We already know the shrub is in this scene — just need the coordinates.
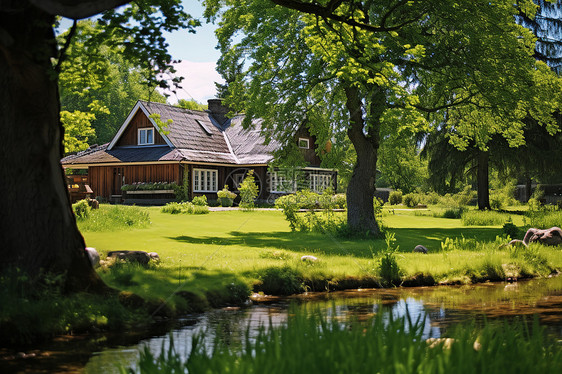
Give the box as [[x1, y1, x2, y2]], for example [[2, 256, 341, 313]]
[[239, 170, 259, 211], [502, 218, 520, 239], [454, 186, 476, 206], [442, 207, 465, 219], [192, 195, 208, 206], [389, 190, 402, 205], [72, 199, 91, 219], [524, 207, 562, 229], [217, 185, 237, 207], [403, 193, 420, 208], [161, 202, 184, 214], [257, 266, 303, 295], [332, 193, 347, 209], [161, 202, 209, 215]]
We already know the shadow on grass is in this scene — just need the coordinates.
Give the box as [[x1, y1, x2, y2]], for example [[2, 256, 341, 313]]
[[167, 226, 502, 258]]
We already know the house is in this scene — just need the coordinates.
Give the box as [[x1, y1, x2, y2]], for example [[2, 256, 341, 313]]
[[61, 99, 337, 203]]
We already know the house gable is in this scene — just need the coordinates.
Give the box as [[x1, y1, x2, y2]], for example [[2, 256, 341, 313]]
[[108, 101, 173, 150]]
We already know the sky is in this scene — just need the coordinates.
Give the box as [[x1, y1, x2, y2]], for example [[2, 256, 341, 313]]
[[159, 1, 224, 104], [60, 1, 224, 104]]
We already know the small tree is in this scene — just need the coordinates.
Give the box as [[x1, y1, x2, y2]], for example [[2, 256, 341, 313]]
[[238, 170, 259, 211]]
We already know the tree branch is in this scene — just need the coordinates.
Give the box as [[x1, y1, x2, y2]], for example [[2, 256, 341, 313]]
[[54, 19, 77, 75], [270, 0, 419, 33], [28, 0, 129, 19]]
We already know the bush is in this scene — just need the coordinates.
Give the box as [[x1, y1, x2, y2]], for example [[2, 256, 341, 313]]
[[192, 195, 208, 206], [332, 194, 347, 209], [239, 170, 259, 211], [502, 218, 520, 239], [161, 202, 209, 215], [403, 193, 420, 208], [524, 207, 562, 229], [389, 190, 403, 205], [121, 181, 177, 192], [217, 185, 237, 207], [72, 199, 91, 219], [257, 266, 303, 295], [442, 207, 465, 219]]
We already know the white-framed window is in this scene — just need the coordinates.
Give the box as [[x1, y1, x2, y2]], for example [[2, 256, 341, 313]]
[[193, 169, 218, 192], [309, 173, 332, 193], [298, 137, 310, 149], [270, 172, 297, 193], [138, 128, 154, 145]]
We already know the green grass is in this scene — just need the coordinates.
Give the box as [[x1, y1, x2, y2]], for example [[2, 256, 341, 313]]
[[126, 308, 562, 373], [77, 204, 151, 231], [80, 206, 562, 315]]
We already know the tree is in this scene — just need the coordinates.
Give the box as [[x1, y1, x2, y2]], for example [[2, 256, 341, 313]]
[[0, 0, 195, 292], [206, 0, 560, 232], [58, 20, 168, 146]]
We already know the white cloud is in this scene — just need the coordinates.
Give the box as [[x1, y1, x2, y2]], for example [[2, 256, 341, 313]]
[[160, 60, 224, 104]]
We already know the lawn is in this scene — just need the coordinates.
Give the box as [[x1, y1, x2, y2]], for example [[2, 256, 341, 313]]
[[80, 205, 562, 315]]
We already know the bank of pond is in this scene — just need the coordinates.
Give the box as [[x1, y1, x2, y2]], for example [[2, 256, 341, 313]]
[[3, 276, 562, 373]]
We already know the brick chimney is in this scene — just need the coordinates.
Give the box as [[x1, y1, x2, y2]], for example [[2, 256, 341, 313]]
[[207, 98, 230, 125]]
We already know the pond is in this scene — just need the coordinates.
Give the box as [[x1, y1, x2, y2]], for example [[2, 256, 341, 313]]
[[4, 276, 562, 373]]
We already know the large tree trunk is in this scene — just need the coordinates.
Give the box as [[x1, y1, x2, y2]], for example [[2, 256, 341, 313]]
[[477, 150, 491, 210], [344, 85, 382, 235], [0, 6, 107, 292]]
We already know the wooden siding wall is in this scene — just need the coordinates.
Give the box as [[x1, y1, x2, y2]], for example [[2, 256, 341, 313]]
[[295, 127, 322, 167], [89, 164, 181, 198], [115, 111, 167, 147]]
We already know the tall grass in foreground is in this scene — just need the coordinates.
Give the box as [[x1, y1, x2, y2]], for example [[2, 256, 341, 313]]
[[123, 309, 562, 374], [77, 204, 151, 231]]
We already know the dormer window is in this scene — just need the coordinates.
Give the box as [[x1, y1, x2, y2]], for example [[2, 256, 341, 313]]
[[138, 128, 154, 145], [298, 138, 310, 149]]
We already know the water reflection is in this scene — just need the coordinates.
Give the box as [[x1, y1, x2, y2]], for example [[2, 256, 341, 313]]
[[84, 276, 562, 373]]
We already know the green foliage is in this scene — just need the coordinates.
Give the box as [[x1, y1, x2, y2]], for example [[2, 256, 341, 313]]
[[403, 193, 420, 208], [461, 210, 511, 226], [57, 17, 178, 144], [76, 205, 151, 231], [275, 190, 350, 234], [0, 268, 148, 345], [257, 266, 303, 295], [192, 195, 208, 207], [377, 134, 428, 193], [238, 170, 259, 211], [175, 99, 207, 111], [161, 202, 209, 215], [502, 218, 520, 239], [389, 190, 403, 205], [72, 199, 91, 219], [121, 182, 177, 192], [378, 232, 401, 286], [217, 185, 237, 207], [524, 207, 562, 229], [61, 100, 107, 153]]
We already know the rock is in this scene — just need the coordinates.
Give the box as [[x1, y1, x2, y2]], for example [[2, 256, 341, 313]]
[[148, 252, 160, 262], [413, 245, 428, 254], [85, 247, 100, 268], [301, 255, 318, 262], [507, 239, 527, 248], [107, 250, 150, 265], [523, 227, 562, 246], [88, 198, 99, 209]]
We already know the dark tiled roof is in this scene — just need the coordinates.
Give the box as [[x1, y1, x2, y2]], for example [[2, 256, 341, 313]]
[[61, 101, 278, 166], [62, 144, 183, 164]]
